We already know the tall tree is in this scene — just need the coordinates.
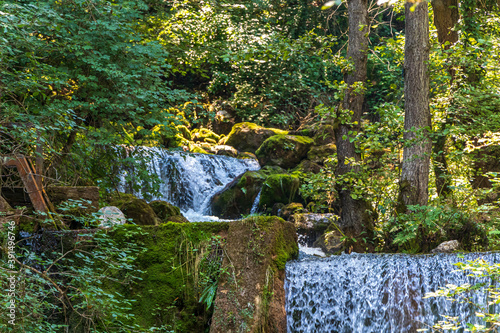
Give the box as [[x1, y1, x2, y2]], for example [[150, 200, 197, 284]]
[[398, 0, 432, 210], [430, 0, 459, 198], [335, 0, 374, 247]]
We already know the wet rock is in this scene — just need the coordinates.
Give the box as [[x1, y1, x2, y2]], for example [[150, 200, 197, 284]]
[[431, 240, 460, 253], [98, 206, 126, 227], [291, 213, 337, 247], [149, 200, 186, 223], [225, 122, 287, 153], [259, 174, 302, 213], [214, 145, 238, 158], [256, 135, 314, 169]]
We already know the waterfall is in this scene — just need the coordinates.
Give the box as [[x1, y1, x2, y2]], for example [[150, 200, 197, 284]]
[[250, 189, 262, 214], [285, 252, 500, 333], [120, 147, 260, 221]]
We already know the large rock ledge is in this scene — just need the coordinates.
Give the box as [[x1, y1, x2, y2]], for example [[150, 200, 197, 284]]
[[210, 216, 298, 333]]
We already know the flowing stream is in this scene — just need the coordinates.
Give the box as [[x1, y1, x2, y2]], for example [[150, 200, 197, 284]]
[[285, 252, 500, 333], [120, 147, 260, 221]]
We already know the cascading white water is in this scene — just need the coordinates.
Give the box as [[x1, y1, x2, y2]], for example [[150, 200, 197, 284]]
[[120, 147, 260, 221], [285, 252, 500, 333], [250, 189, 262, 214]]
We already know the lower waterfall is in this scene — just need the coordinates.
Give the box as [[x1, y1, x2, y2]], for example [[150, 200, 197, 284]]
[[285, 252, 500, 333], [120, 147, 260, 220]]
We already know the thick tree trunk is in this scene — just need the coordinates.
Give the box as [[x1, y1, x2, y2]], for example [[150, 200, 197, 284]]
[[398, 0, 432, 211], [431, 0, 459, 198], [335, 0, 374, 243]]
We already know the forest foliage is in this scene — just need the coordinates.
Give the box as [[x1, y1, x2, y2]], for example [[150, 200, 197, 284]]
[[1, 0, 500, 331]]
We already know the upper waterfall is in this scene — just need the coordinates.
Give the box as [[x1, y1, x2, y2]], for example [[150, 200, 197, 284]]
[[120, 147, 260, 221], [285, 252, 500, 333]]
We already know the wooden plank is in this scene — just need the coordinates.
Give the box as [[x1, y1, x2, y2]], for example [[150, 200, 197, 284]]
[[3, 155, 51, 213]]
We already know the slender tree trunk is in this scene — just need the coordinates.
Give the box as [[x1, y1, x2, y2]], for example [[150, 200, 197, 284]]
[[335, 0, 374, 243], [431, 0, 459, 198], [398, 0, 432, 211]]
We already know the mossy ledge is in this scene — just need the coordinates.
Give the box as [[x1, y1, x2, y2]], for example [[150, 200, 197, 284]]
[[210, 216, 298, 333], [109, 222, 230, 332]]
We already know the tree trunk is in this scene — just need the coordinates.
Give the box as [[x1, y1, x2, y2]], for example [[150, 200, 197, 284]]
[[430, 0, 459, 199], [398, 0, 432, 211], [335, 0, 374, 245]]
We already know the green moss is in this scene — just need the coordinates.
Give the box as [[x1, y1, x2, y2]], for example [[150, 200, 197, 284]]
[[191, 127, 220, 142], [258, 174, 302, 213], [224, 122, 287, 153], [176, 125, 192, 141], [255, 135, 314, 169], [108, 223, 230, 332], [149, 200, 181, 221]]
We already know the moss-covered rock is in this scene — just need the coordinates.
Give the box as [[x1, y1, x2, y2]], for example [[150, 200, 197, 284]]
[[307, 143, 337, 164], [166, 215, 190, 223], [279, 202, 305, 221], [259, 174, 302, 213], [176, 124, 192, 141], [210, 216, 298, 333], [210, 170, 267, 219], [191, 128, 220, 143], [149, 200, 183, 222], [225, 122, 287, 153], [237, 151, 257, 160], [109, 195, 159, 226], [256, 135, 314, 169], [293, 159, 323, 174]]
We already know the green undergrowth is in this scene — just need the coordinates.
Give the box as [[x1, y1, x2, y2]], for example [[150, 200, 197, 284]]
[[108, 222, 229, 332]]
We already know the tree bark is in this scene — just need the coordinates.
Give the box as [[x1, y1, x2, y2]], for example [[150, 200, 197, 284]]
[[335, 0, 374, 243], [398, 0, 432, 211], [430, 0, 459, 199]]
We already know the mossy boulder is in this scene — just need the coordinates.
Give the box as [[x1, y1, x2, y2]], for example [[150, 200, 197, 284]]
[[307, 143, 337, 164], [293, 159, 323, 174], [259, 174, 302, 213], [191, 127, 220, 143], [109, 195, 159, 226], [210, 216, 298, 333], [149, 200, 185, 223], [210, 170, 267, 219], [279, 202, 305, 221], [166, 215, 190, 223], [237, 151, 258, 160], [225, 122, 287, 153], [256, 135, 314, 169], [176, 125, 192, 141]]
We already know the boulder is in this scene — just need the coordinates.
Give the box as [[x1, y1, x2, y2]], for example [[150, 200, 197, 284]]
[[291, 213, 337, 247], [191, 127, 220, 143], [431, 240, 460, 253], [165, 215, 189, 223], [98, 206, 126, 227], [214, 145, 238, 158], [109, 195, 160, 226], [259, 174, 302, 213], [293, 159, 323, 174], [149, 200, 181, 219], [307, 143, 337, 164], [278, 202, 305, 221], [225, 122, 287, 153], [210, 170, 268, 219], [256, 135, 314, 169], [237, 151, 258, 160]]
